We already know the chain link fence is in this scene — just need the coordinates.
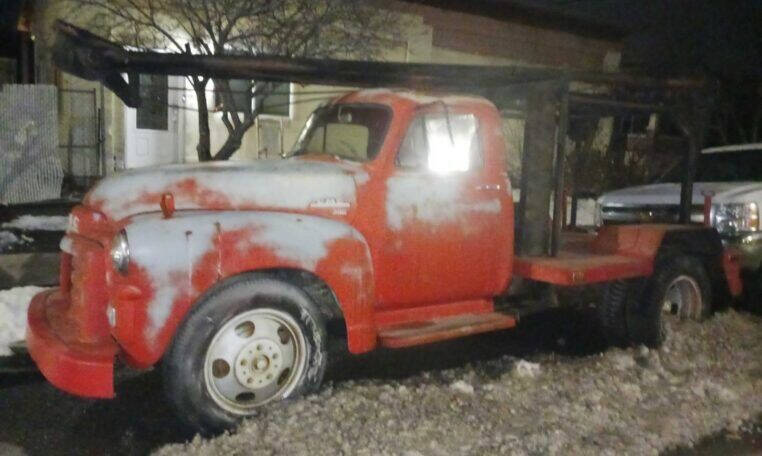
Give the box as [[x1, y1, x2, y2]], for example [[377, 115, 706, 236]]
[[0, 84, 62, 204]]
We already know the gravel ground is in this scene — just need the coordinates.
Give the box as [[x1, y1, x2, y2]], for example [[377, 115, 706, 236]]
[[157, 310, 762, 456]]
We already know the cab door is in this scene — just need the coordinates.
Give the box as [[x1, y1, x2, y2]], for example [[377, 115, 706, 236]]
[[374, 109, 511, 307]]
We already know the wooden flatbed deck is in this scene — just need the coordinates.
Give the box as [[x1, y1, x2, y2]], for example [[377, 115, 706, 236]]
[[513, 231, 653, 286]]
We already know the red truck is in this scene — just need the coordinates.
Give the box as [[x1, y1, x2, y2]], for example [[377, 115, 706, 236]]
[[27, 88, 743, 433]]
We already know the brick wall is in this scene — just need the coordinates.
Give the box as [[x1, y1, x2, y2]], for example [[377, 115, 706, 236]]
[[394, 2, 621, 71]]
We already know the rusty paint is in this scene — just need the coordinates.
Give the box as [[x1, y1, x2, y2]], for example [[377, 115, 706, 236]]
[[723, 248, 744, 297], [160, 193, 175, 218], [378, 312, 516, 348]]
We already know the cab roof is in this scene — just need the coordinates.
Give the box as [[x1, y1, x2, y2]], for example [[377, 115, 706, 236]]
[[334, 89, 495, 110]]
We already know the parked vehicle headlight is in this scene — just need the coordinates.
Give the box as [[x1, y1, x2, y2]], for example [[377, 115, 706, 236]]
[[712, 202, 759, 235], [110, 230, 130, 275]]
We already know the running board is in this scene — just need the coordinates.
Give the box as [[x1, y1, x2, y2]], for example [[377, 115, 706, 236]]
[[378, 312, 517, 349]]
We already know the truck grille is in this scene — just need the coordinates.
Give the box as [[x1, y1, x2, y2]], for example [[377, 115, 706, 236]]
[[59, 233, 111, 342]]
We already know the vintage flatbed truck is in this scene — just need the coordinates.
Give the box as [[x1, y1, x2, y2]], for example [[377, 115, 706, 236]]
[[27, 22, 743, 433]]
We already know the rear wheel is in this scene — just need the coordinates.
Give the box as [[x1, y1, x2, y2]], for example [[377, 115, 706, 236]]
[[163, 274, 328, 434], [598, 280, 634, 347], [629, 255, 711, 348]]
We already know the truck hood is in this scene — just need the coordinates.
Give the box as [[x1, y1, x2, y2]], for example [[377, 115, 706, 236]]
[[598, 182, 762, 207], [85, 159, 366, 220]]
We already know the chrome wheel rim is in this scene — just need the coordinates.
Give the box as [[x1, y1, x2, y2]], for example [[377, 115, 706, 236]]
[[203, 308, 307, 415], [660, 275, 703, 338]]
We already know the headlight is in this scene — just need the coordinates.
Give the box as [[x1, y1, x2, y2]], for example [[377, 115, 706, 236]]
[[712, 202, 759, 235], [110, 230, 130, 274]]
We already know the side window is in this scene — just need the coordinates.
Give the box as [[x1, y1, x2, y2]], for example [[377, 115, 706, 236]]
[[397, 113, 483, 173], [256, 82, 291, 117], [397, 117, 427, 168]]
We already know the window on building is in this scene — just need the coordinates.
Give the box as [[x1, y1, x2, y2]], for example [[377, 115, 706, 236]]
[[397, 113, 483, 173], [214, 79, 252, 112], [136, 74, 168, 130], [256, 82, 291, 117], [213, 80, 291, 117]]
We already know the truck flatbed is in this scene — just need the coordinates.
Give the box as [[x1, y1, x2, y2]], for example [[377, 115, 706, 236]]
[[514, 231, 652, 286]]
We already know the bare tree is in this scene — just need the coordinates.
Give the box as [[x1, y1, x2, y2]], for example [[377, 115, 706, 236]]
[[708, 82, 762, 146], [63, 0, 402, 161]]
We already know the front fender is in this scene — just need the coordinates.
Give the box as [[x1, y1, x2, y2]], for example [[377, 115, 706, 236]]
[[111, 211, 376, 367]]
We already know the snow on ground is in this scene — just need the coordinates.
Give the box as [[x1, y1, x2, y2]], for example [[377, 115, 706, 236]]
[[0, 230, 33, 252], [0, 286, 47, 356], [0, 231, 23, 251], [157, 311, 762, 456], [1, 215, 68, 231]]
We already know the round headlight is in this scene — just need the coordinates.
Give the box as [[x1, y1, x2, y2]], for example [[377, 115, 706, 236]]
[[110, 230, 130, 275]]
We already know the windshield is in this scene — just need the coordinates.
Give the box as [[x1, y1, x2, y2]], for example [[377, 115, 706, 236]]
[[288, 104, 391, 162], [658, 150, 762, 183]]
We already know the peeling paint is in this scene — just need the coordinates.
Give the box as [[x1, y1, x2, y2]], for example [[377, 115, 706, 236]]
[[385, 175, 500, 230], [125, 211, 361, 342], [86, 160, 359, 220]]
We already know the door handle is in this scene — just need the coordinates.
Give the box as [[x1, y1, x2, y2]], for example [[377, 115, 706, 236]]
[[475, 184, 501, 191]]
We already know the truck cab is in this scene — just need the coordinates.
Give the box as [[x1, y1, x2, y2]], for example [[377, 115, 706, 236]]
[[27, 90, 517, 429]]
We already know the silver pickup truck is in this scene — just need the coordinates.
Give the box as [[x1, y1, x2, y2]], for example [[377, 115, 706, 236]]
[[597, 143, 762, 302]]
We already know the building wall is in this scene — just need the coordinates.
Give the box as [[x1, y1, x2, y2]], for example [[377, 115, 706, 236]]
[[43, 4, 621, 176]]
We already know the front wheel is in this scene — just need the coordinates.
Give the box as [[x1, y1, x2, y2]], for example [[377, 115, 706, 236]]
[[629, 255, 711, 348], [162, 274, 328, 434]]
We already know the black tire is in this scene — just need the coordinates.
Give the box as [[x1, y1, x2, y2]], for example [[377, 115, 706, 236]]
[[628, 255, 711, 348], [599, 279, 637, 347], [162, 273, 328, 434]]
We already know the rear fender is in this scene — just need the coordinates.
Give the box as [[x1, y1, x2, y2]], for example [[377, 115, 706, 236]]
[[593, 224, 722, 259], [592, 224, 742, 297], [112, 211, 376, 367]]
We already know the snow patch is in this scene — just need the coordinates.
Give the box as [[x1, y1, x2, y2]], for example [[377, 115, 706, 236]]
[[88, 160, 358, 220], [2, 215, 68, 231], [386, 175, 502, 230], [513, 359, 541, 378], [351, 89, 494, 109], [0, 286, 47, 356], [0, 231, 31, 251], [385, 175, 462, 230], [125, 212, 360, 341], [449, 380, 474, 394]]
